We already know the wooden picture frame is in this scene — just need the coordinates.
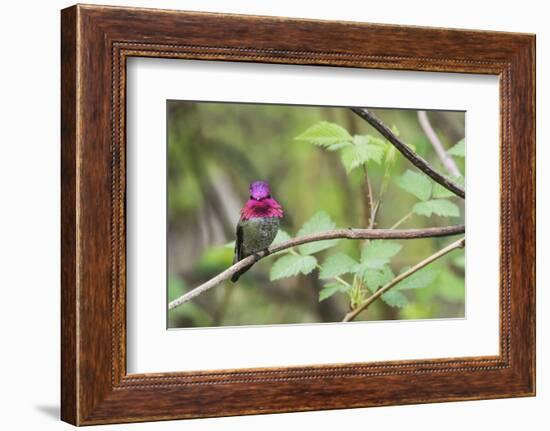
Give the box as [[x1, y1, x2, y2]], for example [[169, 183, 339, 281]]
[[61, 4, 535, 425]]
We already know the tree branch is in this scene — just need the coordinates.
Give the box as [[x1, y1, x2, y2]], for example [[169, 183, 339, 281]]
[[168, 224, 465, 311], [417, 111, 461, 178], [350, 107, 465, 199], [343, 236, 465, 322]]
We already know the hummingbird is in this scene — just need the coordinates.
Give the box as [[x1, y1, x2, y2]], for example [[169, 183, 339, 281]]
[[231, 180, 284, 282]]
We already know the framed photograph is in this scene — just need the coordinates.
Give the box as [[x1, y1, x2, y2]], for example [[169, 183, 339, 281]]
[[61, 4, 535, 425]]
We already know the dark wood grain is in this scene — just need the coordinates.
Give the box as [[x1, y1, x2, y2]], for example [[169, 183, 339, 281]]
[[60, 6, 77, 425], [61, 4, 535, 425]]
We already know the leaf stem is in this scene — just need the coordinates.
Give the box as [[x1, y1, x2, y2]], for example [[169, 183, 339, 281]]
[[316, 263, 352, 288], [362, 165, 377, 229], [390, 210, 415, 230]]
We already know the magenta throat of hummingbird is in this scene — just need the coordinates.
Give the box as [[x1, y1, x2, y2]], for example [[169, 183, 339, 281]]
[[240, 180, 284, 221]]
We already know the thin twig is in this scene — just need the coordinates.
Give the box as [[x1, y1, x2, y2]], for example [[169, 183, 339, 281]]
[[362, 165, 376, 229], [343, 237, 466, 322], [390, 210, 415, 230], [369, 201, 379, 229], [168, 225, 465, 310], [316, 263, 351, 288], [350, 107, 465, 199], [417, 111, 461, 177]]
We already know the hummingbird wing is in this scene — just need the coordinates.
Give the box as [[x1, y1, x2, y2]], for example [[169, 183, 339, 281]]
[[233, 223, 244, 263], [231, 223, 251, 283]]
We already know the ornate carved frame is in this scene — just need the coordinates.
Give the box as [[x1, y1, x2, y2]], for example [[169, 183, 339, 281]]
[[61, 4, 535, 425]]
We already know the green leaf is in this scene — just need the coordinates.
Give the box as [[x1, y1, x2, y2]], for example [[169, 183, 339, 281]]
[[297, 211, 339, 255], [340, 136, 385, 173], [433, 173, 465, 198], [355, 241, 402, 278], [270, 229, 293, 255], [431, 182, 456, 198], [273, 229, 291, 244], [319, 283, 351, 302], [413, 199, 460, 217], [407, 143, 417, 153], [384, 143, 397, 167], [319, 253, 358, 279], [361, 265, 395, 292], [395, 268, 439, 290], [380, 145, 398, 196], [270, 254, 318, 281], [448, 138, 465, 157], [395, 170, 432, 201], [354, 134, 387, 148], [381, 290, 409, 308], [356, 259, 388, 272], [294, 121, 352, 150], [353, 260, 388, 279], [361, 240, 402, 262], [391, 124, 401, 137]]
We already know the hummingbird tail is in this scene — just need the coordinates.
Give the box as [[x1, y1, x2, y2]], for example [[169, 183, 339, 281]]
[[231, 261, 255, 283]]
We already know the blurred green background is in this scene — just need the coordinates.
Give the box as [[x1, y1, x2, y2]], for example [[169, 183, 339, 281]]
[[167, 101, 465, 328]]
